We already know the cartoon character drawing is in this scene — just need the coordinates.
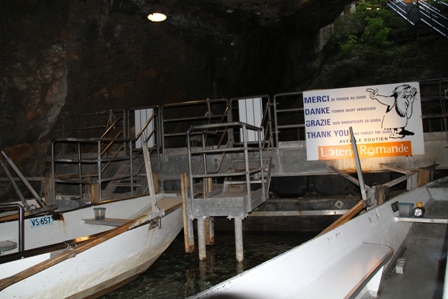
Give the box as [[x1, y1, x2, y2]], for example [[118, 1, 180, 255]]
[[367, 84, 418, 139]]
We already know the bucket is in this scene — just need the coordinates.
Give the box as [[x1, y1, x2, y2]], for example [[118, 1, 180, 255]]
[[398, 203, 413, 217], [93, 207, 106, 220]]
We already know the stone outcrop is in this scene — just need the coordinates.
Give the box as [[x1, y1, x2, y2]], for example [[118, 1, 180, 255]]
[[1, 0, 447, 200]]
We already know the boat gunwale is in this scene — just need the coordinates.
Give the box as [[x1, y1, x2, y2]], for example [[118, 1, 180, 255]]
[[0, 195, 182, 265]]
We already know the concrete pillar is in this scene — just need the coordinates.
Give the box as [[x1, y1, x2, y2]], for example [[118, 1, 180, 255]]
[[235, 217, 244, 262], [198, 217, 207, 261]]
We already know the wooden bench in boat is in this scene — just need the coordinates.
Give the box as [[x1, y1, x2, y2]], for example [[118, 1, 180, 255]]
[[293, 243, 393, 299], [83, 197, 182, 227], [84, 218, 130, 227]]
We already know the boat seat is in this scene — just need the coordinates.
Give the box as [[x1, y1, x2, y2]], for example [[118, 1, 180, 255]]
[[292, 243, 393, 298], [0, 240, 17, 256], [83, 218, 130, 227]]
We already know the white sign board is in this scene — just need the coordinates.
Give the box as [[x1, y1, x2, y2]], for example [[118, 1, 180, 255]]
[[238, 98, 263, 142], [135, 108, 155, 149], [303, 82, 424, 161]]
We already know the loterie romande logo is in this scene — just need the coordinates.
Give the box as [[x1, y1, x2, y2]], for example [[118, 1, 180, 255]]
[[318, 141, 412, 160]]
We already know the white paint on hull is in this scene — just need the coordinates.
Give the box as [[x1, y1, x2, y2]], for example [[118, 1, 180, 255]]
[[0, 197, 183, 298], [190, 177, 448, 299]]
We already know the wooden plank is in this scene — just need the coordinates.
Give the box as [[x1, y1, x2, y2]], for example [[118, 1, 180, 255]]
[[91, 182, 100, 204], [157, 197, 182, 214], [382, 172, 416, 188], [181, 173, 195, 253], [44, 173, 52, 205], [318, 200, 365, 236], [83, 218, 129, 227], [142, 142, 157, 212], [380, 163, 411, 174], [418, 165, 437, 186]]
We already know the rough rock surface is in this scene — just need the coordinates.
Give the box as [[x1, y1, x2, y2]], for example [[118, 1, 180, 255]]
[[1, 0, 447, 200]]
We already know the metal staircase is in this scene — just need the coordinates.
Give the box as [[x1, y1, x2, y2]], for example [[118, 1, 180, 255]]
[[102, 156, 148, 197], [387, 0, 448, 39], [183, 99, 274, 261], [50, 109, 159, 204], [186, 114, 273, 219]]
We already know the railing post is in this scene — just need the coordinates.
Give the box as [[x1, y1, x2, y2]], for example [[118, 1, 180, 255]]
[[0, 203, 25, 251], [97, 140, 102, 202], [181, 173, 195, 253]]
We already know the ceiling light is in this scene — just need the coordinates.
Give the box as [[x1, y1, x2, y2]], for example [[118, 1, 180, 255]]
[[147, 3, 167, 22]]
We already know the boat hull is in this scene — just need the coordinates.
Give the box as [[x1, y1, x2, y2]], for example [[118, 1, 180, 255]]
[[190, 177, 448, 299], [0, 204, 183, 298]]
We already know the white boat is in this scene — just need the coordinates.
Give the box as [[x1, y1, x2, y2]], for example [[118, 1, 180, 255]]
[[190, 176, 448, 299], [0, 136, 184, 298], [0, 193, 183, 299]]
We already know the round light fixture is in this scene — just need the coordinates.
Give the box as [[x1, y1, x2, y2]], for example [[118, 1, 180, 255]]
[[148, 12, 167, 22], [147, 3, 167, 22]]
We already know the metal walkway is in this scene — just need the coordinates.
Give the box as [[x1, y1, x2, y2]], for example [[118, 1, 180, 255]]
[[183, 104, 274, 261]]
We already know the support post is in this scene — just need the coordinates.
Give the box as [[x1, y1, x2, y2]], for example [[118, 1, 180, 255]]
[[418, 164, 437, 186], [349, 127, 367, 201], [204, 177, 214, 245], [205, 218, 214, 245], [90, 182, 100, 204], [235, 217, 244, 262], [181, 173, 194, 253], [44, 173, 52, 205], [198, 216, 207, 261], [142, 142, 158, 212]]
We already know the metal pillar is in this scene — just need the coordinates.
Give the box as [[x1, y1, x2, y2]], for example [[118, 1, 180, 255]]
[[198, 216, 207, 261], [235, 217, 244, 262]]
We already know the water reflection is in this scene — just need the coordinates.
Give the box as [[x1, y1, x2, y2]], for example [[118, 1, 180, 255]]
[[101, 231, 313, 299]]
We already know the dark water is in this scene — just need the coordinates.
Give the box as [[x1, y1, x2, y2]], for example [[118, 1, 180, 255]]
[[101, 231, 313, 299]]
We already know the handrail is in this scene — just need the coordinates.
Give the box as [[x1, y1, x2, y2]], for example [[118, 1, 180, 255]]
[[0, 203, 24, 252], [187, 122, 266, 204], [161, 98, 230, 152], [135, 113, 157, 142], [51, 137, 135, 203], [418, 0, 448, 38], [100, 131, 124, 157]]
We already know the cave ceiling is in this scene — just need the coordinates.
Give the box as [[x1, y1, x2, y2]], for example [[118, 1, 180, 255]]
[[0, 0, 351, 169], [109, 0, 346, 34]]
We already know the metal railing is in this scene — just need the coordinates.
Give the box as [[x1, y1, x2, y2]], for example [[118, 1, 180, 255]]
[[0, 203, 24, 252], [271, 79, 448, 145], [272, 91, 305, 146], [187, 121, 268, 203], [387, 0, 448, 38], [229, 95, 271, 146], [418, 0, 448, 38], [44, 78, 448, 203], [161, 98, 231, 150], [50, 137, 135, 204]]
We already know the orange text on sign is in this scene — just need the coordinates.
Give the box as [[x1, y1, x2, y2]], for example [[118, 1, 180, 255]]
[[318, 141, 412, 160]]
